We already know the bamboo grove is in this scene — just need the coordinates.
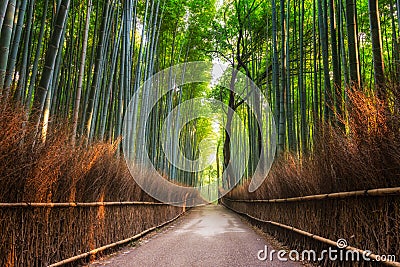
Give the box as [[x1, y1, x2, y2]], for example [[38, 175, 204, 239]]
[[0, 0, 399, 188]]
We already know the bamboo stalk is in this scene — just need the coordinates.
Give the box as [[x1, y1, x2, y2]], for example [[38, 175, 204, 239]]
[[224, 187, 400, 203], [222, 201, 400, 267], [47, 211, 184, 267]]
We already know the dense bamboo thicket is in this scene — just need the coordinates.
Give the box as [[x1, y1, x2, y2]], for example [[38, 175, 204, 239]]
[[218, 0, 400, 262], [224, 85, 400, 265], [1, 0, 400, 265], [0, 0, 399, 193], [0, 0, 217, 186], [0, 102, 198, 266], [1, 1, 213, 265], [0, 0, 398, 187], [228, 86, 400, 200], [0, 101, 200, 204]]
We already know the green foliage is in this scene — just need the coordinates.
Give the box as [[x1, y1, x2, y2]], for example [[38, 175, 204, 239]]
[[0, 0, 398, 188]]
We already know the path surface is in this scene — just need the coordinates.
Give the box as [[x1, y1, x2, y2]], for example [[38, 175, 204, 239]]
[[90, 205, 302, 267]]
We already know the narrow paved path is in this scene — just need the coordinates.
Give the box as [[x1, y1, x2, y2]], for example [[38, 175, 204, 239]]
[[90, 205, 303, 267]]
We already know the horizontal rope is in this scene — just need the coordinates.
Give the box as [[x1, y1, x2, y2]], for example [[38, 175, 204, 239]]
[[47, 211, 185, 267], [0, 201, 183, 208], [224, 186, 400, 203], [222, 201, 400, 267]]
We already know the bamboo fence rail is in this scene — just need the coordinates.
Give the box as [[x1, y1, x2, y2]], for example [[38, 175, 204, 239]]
[[222, 200, 400, 267], [0, 201, 172, 208], [224, 186, 400, 203], [47, 211, 184, 267], [0, 197, 203, 207]]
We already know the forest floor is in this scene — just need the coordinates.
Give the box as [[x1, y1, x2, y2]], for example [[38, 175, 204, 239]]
[[87, 205, 305, 267]]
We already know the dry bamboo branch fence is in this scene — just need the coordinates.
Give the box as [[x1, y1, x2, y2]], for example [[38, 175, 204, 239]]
[[222, 201, 400, 267], [47, 211, 184, 267], [0, 201, 187, 266], [224, 186, 400, 203]]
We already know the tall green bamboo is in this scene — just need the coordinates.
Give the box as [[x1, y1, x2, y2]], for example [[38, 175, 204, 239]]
[[84, 0, 110, 144], [329, 0, 341, 118], [299, 0, 307, 153], [3, 0, 28, 97], [0, 0, 16, 93], [346, 0, 361, 88], [271, 0, 280, 153], [0, 0, 9, 32], [72, 0, 92, 144], [286, 0, 295, 151], [368, 0, 385, 98], [32, 0, 70, 131], [25, 0, 49, 109], [278, 0, 286, 153], [14, 0, 34, 102], [318, 0, 333, 122]]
